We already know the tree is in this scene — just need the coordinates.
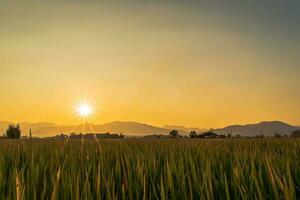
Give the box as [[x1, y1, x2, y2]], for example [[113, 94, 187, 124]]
[[189, 131, 197, 138], [198, 129, 218, 138], [6, 124, 21, 139], [256, 134, 264, 138], [274, 133, 282, 138], [169, 130, 178, 138], [291, 130, 300, 137]]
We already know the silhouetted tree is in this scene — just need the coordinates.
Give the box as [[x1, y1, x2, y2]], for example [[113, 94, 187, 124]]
[[189, 131, 197, 138], [198, 129, 218, 138], [169, 130, 178, 138], [274, 133, 282, 138], [291, 130, 300, 137], [256, 134, 264, 138], [6, 124, 21, 139]]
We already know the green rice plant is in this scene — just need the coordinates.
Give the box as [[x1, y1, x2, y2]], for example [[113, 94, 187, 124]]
[[0, 139, 299, 199]]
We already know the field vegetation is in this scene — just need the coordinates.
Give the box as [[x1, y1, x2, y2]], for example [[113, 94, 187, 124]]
[[0, 139, 299, 199]]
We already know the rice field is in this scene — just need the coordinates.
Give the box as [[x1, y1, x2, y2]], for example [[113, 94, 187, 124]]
[[0, 139, 299, 199]]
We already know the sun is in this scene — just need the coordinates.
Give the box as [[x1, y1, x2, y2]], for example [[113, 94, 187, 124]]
[[77, 104, 92, 117]]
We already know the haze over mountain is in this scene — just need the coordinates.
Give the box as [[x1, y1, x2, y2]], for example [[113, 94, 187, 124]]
[[0, 120, 298, 137]]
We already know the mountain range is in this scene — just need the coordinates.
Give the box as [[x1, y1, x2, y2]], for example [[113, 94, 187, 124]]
[[0, 120, 298, 137], [214, 121, 298, 137]]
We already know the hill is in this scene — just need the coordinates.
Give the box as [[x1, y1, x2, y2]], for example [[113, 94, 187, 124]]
[[0, 121, 59, 136], [0, 121, 174, 137], [215, 121, 297, 137], [0, 120, 298, 137], [96, 121, 172, 136]]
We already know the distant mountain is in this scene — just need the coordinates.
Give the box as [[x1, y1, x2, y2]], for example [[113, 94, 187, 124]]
[[0, 121, 174, 137], [215, 121, 297, 137], [96, 121, 172, 135], [0, 121, 59, 136], [0, 120, 298, 137]]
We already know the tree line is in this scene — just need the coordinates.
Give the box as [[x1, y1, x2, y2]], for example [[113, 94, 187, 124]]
[[169, 129, 300, 138]]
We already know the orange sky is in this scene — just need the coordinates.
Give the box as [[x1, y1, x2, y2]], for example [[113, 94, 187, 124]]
[[0, 1, 299, 128]]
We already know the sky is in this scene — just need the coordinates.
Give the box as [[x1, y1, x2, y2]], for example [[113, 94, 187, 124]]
[[0, 0, 299, 128]]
